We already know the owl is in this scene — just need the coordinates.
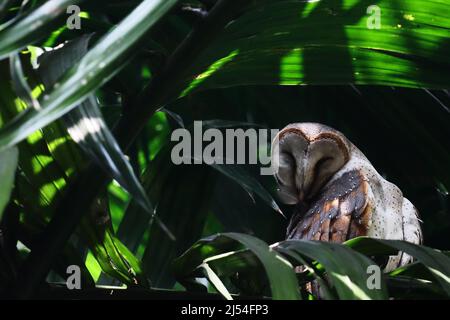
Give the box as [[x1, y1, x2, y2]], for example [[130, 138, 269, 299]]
[[271, 123, 422, 271]]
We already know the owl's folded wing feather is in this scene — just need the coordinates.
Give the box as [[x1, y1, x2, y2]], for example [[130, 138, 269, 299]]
[[287, 169, 372, 243]]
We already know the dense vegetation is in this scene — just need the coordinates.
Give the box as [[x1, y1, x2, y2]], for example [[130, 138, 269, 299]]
[[0, 0, 449, 299]]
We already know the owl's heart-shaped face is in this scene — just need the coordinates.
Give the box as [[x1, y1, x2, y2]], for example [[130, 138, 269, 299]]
[[271, 123, 350, 204]]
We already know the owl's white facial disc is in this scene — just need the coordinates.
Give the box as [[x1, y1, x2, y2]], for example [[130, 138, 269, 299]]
[[271, 123, 350, 204]]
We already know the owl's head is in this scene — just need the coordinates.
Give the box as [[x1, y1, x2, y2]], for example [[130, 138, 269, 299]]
[[271, 123, 351, 204]]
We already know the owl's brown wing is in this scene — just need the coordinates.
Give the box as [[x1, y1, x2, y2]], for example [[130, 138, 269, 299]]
[[287, 169, 371, 242]]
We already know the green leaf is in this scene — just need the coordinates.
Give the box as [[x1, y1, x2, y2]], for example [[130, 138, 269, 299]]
[[223, 233, 300, 300], [180, 0, 450, 96], [0, 59, 75, 219], [32, 33, 171, 285], [82, 213, 148, 287], [0, 0, 179, 151], [201, 263, 234, 300], [37, 35, 173, 240], [0, 0, 85, 59], [345, 236, 398, 256], [9, 52, 40, 110], [210, 164, 283, 215], [174, 232, 301, 300], [275, 246, 335, 299], [0, 146, 18, 220], [277, 240, 389, 300], [174, 234, 241, 278], [5, 43, 152, 287], [344, 238, 450, 296], [140, 154, 216, 287], [174, 118, 283, 215], [386, 275, 448, 299], [389, 262, 433, 281]]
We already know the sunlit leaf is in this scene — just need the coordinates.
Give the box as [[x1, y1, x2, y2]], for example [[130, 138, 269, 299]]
[[174, 232, 301, 300], [0, 0, 85, 59], [179, 0, 450, 95], [37, 35, 174, 240], [277, 240, 388, 300], [0, 0, 179, 151], [344, 237, 450, 295]]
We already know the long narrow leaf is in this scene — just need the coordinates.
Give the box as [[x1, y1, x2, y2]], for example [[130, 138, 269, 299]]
[[36, 35, 173, 240], [9, 53, 40, 110], [174, 232, 301, 300], [223, 233, 300, 300], [179, 0, 450, 96], [0, 146, 18, 220], [344, 237, 450, 295], [201, 263, 234, 300], [0, 0, 84, 59], [210, 164, 284, 216], [277, 240, 389, 300], [0, 0, 179, 151]]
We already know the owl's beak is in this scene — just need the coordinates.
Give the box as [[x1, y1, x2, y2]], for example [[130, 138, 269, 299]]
[[295, 152, 312, 203]]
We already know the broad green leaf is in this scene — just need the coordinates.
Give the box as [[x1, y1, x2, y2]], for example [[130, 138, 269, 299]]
[[203, 249, 263, 278], [0, 0, 84, 59], [8, 54, 82, 203], [389, 262, 433, 282], [179, 0, 450, 96], [197, 246, 281, 296], [82, 212, 148, 287], [277, 240, 389, 300], [386, 275, 447, 299], [221, 233, 300, 300], [0, 0, 179, 151], [0, 146, 18, 220], [36, 35, 173, 240], [345, 238, 450, 296], [345, 236, 398, 256], [0, 60, 74, 219], [5, 46, 150, 286], [275, 246, 335, 299], [175, 232, 301, 300], [33, 33, 167, 285]]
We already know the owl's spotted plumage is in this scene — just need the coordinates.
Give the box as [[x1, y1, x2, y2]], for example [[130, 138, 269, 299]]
[[272, 123, 422, 271]]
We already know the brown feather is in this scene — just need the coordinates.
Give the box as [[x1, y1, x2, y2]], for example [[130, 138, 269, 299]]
[[287, 169, 371, 298], [287, 169, 371, 243]]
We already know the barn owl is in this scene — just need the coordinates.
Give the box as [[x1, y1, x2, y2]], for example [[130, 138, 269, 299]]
[[271, 123, 422, 271]]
